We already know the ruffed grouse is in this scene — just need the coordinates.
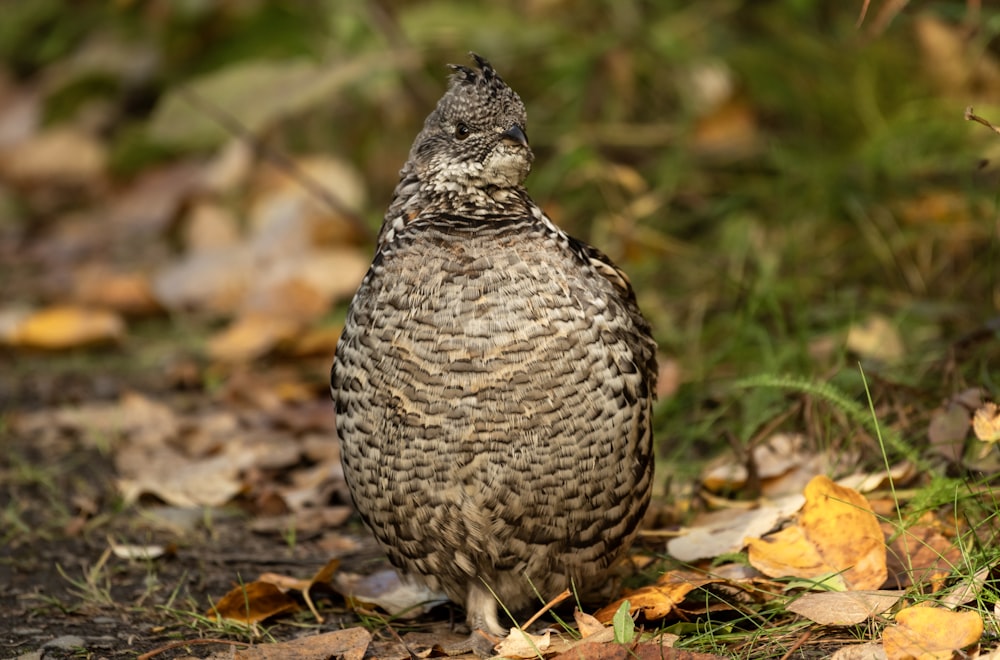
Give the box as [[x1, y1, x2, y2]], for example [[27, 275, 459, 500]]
[[331, 54, 657, 637]]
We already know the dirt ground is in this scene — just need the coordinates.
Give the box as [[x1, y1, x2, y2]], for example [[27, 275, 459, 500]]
[[0, 362, 394, 660]]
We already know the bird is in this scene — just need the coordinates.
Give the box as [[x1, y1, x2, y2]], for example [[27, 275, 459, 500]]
[[331, 53, 657, 642]]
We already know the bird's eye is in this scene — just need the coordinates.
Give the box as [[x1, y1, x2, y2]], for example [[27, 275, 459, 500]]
[[454, 122, 471, 140]]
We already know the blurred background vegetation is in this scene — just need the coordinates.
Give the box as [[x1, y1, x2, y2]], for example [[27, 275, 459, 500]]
[[2, 0, 998, 479]]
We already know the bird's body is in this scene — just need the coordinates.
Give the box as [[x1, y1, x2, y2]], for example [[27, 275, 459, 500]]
[[331, 55, 656, 637]]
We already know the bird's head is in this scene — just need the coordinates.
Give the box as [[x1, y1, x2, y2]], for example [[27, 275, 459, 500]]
[[409, 53, 533, 192]]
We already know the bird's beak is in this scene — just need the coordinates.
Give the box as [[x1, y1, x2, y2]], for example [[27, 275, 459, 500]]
[[501, 124, 529, 148]]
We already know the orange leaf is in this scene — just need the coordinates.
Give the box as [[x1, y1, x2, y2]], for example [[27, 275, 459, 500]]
[[8, 305, 124, 349], [593, 570, 723, 622], [747, 475, 886, 590], [208, 580, 298, 624], [882, 605, 983, 659]]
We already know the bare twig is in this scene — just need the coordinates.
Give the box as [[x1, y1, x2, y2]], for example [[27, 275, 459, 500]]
[[965, 106, 1000, 135]]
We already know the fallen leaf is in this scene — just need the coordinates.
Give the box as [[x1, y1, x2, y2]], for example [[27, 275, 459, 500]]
[[108, 539, 169, 561], [747, 475, 887, 591], [882, 604, 983, 659], [206, 312, 302, 363], [0, 127, 105, 187], [550, 640, 723, 660], [495, 629, 551, 659], [149, 54, 403, 148], [208, 580, 298, 625], [594, 569, 727, 622], [153, 246, 253, 314], [73, 266, 161, 316], [884, 523, 961, 591], [6, 305, 125, 349], [180, 199, 242, 252], [574, 609, 607, 638], [335, 569, 448, 618], [847, 315, 904, 364], [232, 627, 371, 660], [667, 493, 805, 562], [830, 642, 888, 660], [940, 566, 991, 609], [973, 402, 1000, 443], [788, 590, 902, 625], [259, 559, 340, 622]]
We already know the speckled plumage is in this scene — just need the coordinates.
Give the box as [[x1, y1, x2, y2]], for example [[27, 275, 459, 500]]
[[331, 54, 657, 637]]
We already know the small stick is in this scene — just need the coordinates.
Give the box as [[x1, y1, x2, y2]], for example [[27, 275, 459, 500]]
[[965, 107, 1000, 135], [519, 588, 572, 630]]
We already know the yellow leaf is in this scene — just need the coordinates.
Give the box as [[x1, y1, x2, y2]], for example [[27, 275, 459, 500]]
[[593, 569, 724, 622], [208, 580, 298, 625], [973, 403, 1000, 443], [8, 305, 124, 349], [882, 605, 983, 659], [747, 475, 887, 590]]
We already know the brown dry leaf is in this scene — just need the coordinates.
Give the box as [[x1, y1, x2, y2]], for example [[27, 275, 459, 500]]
[[230, 627, 371, 660], [495, 629, 551, 659], [0, 75, 40, 148], [180, 199, 242, 252], [593, 569, 724, 623], [574, 609, 607, 638], [928, 402, 970, 462], [973, 403, 1000, 443], [747, 475, 887, 591], [702, 433, 860, 497], [788, 590, 903, 625], [248, 154, 368, 244], [915, 13, 1000, 102], [0, 127, 106, 187], [692, 98, 759, 159], [106, 161, 202, 237], [846, 314, 904, 364], [73, 266, 160, 316], [207, 312, 303, 363], [884, 523, 961, 591], [335, 568, 448, 618], [940, 566, 991, 609], [702, 433, 808, 492], [831, 642, 888, 660], [286, 324, 343, 358], [882, 604, 983, 659], [208, 580, 299, 625], [154, 246, 253, 313], [6, 305, 125, 349], [115, 443, 244, 507], [259, 558, 340, 622], [667, 493, 805, 562], [896, 190, 972, 227], [550, 641, 724, 660]]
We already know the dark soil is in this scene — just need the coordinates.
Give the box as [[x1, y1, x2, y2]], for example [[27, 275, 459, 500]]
[[0, 364, 380, 660]]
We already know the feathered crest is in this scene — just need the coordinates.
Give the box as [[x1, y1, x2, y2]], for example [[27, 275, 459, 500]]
[[447, 52, 505, 95]]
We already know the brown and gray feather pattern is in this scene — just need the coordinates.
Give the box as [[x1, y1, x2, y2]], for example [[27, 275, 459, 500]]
[[331, 54, 657, 636]]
